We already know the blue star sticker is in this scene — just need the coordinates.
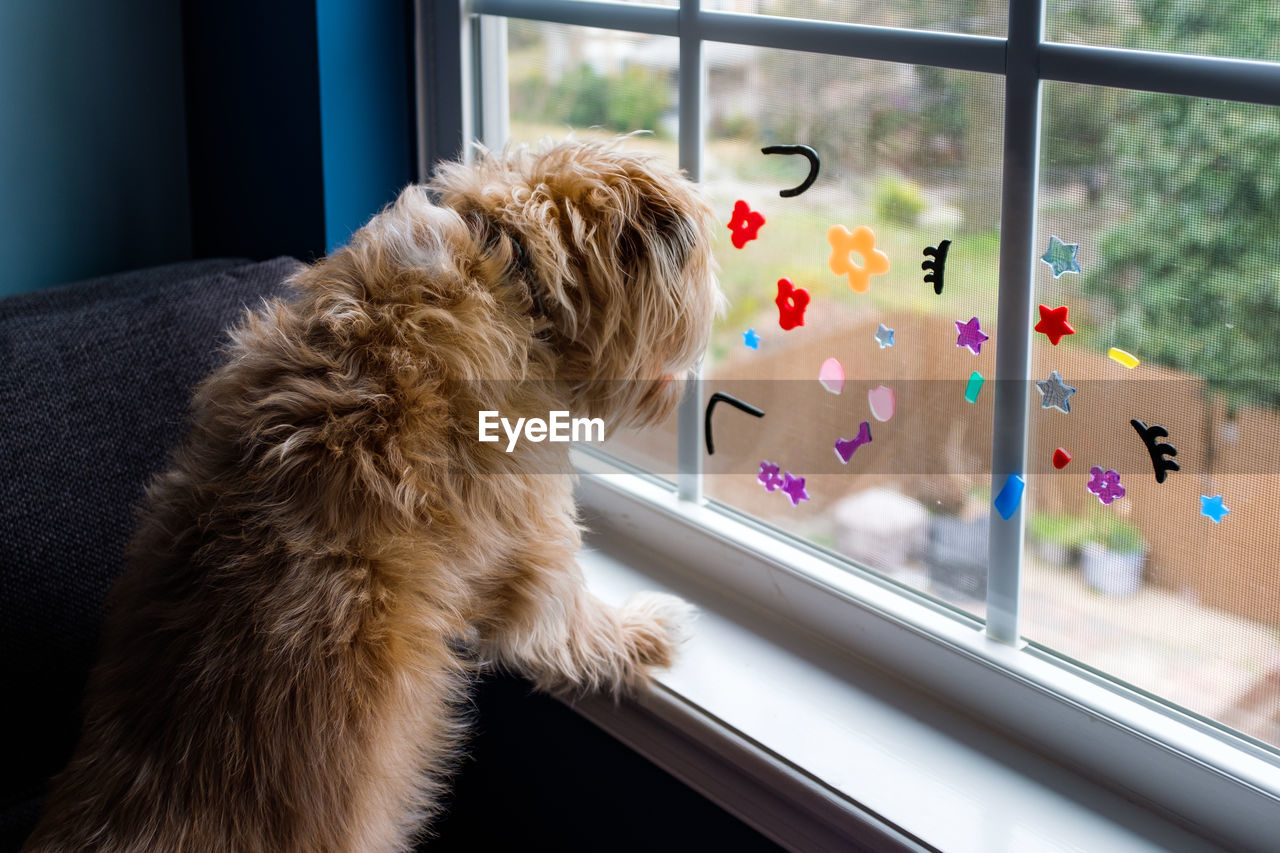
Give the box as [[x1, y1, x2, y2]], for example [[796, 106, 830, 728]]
[[1200, 494, 1230, 523], [874, 323, 895, 348], [1040, 236, 1081, 278], [743, 328, 760, 350]]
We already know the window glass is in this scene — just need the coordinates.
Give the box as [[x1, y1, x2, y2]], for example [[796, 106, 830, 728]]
[[502, 18, 683, 480], [706, 0, 1007, 38], [1047, 0, 1280, 63], [700, 42, 1003, 615], [1025, 81, 1280, 749]]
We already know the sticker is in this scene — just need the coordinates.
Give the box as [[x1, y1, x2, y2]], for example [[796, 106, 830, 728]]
[[743, 328, 760, 350], [1131, 419, 1179, 483], [775, 278, 810, 330], [758, 461, 784, 492], [1052, 447, 1072, 469], [868, 385, 896, 422], [834, 421, 872, 463], [727, 200, 765, 249], [781, 472, 811, 506], [922, 240, 951, 295], [964, 371, 985, 404], [760, 144, 820, 197], [704, 392, 765, 456], [1035, 370, 1076, 413], [1200, 494, 1230, 523], [827, 224, 890, 293], [1040, 235, 1081, 277], [1087, 466, 1126, 505], [1108, 347, 1140, 369], [1034, 304, 1076, 346], [955, 317, 989, 354], [993, 474, 1026, 521], [818, 357, 845, 394], [875, 323, 895, 349]]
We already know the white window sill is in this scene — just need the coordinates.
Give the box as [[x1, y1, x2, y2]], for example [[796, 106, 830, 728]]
[[566, 459, 1276, 852]]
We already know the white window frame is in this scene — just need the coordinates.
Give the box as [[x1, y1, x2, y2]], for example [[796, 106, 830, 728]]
[[416, 2, 1280, 849]]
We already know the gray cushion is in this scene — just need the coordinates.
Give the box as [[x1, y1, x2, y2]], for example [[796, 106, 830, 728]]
[[0, 257, 298, 849]]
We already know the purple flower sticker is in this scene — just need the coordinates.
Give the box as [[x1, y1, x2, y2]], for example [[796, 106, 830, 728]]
[[758, 461, 784, 492], [1087, 466, 1126, 505]]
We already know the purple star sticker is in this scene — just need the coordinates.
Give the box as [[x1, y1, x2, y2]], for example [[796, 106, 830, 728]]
[[955, 317, 989, 354], [781, 472, 810, 506], [1086, 466, 1126, 505], [834, 421, 872, 464], [758, 461, 784, 492]]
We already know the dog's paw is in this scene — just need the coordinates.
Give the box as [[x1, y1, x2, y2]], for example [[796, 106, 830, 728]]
[[619, 592, 698, 671]]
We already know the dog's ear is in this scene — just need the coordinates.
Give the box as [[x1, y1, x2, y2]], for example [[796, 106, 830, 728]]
[[617, 190, 699, 287]]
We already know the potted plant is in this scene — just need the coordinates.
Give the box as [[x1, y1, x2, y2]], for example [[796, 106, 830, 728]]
[[1080, 515, 1147, 596], [923, 483, 989, 601], [1027, 512, 1090, 568]]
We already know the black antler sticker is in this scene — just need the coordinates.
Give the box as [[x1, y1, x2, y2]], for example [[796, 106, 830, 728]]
[[1131, 419, 1180, 483], [922, 240, 951, 295]]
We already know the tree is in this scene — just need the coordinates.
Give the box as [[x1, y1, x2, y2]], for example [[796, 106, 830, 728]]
[[1086, 1, 1280, 408]]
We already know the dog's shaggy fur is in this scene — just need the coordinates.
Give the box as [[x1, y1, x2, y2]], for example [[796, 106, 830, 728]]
[[25, 140, 719, 852]]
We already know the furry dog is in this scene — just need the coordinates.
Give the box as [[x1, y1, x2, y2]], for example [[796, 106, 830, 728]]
[[25, 140, 720, 852]]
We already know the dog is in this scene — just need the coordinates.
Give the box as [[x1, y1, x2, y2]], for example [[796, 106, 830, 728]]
[[24, 139, 720, 852]]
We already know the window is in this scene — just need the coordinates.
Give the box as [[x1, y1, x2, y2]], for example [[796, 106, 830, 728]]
[[428, 1, 1280, 847]]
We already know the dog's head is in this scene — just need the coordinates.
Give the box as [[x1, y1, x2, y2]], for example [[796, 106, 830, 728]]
[[430, 139, 721, 427]]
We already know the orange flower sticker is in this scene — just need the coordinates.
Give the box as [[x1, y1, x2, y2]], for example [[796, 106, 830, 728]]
[[827, 225, 890, 293]]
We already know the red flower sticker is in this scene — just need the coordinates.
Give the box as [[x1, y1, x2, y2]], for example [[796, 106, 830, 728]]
[[727, 200, 765, 249], [775, 278, 809, 330]]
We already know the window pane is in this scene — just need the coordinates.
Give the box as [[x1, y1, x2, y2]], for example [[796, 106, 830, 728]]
[[706, 0, 1007, 38], [1047, 0, 1280, 63], [701, 43, 1003, 616], [500, 18, 682, 480], [1026, 81, 1280, 750]]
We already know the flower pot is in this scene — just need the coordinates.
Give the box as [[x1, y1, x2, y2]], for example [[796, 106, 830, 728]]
[[925, 515, 988, 600], [1081, 542, 1144, 596], [1030, 538, 1074, 568]]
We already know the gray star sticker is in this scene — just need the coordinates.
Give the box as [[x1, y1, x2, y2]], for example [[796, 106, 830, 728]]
[[1036, 370, 1076, 413], [874, 323, 895, 348]]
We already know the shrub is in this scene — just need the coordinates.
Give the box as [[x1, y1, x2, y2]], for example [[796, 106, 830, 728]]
[[872, 175, 927, 226]]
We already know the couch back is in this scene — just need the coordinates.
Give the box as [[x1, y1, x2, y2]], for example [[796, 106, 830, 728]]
[[0, 257, 297, 849]]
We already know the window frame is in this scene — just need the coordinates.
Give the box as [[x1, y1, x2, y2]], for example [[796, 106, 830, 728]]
[[417, 1, 1280, 848]]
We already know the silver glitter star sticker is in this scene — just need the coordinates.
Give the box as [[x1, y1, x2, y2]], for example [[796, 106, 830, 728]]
[[1036, 370, 1076, 413]]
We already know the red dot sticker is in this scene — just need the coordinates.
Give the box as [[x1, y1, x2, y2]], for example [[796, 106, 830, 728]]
[[1052, 447, 1072, 469]]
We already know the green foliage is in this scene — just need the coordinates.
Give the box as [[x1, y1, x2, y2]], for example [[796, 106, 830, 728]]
[[605, 66, 670, 134], [1088, 4, 1280, 408], [1087, 513, 1146, 553], [1031, 511, 1143, 553], [1028, 512, 1091, 549], [872, 175, 927, 226], [512, 63, 671, 137]]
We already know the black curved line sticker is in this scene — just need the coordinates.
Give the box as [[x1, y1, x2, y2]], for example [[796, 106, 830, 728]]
[[705, 392, 765, 455], [761, 145, 820, 198]]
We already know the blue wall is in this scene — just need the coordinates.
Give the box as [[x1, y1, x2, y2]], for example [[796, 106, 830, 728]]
[[0, 1, 192, 295], [0, 0, 415, 295], [316, 0, 414, 253]]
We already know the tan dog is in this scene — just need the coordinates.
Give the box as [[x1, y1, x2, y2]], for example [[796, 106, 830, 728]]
[[25, 140, 720, 852]]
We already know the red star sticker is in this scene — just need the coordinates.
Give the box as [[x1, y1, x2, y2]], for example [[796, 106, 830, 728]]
[[727, 200, 765, 249], [1034, 304, 1075, 346], [775, 278, 809, 330]]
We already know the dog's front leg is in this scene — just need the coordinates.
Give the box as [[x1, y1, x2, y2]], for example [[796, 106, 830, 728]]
[[481, 538, 695, 697]]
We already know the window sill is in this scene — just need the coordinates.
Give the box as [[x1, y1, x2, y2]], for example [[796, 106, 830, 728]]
[[567, 459, 1276, 852]]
